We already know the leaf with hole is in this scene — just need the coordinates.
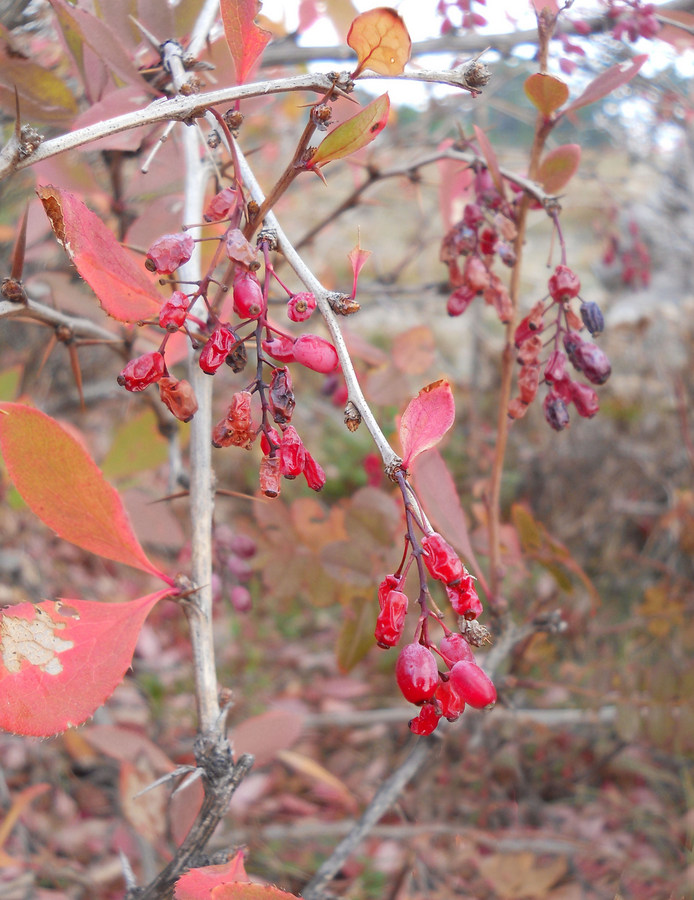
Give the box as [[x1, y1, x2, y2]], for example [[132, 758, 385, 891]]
[[307, 93, 390, 169]]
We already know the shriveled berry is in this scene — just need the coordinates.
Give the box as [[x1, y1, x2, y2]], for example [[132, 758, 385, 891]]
[[570, 381, 599, 418], [303, 451, 326, 491], [508, 397, 529, 420], [463, 203, 484, 228], [464, 255, 490, 293], [287, 292, 317, 323], [378, 574, 400, 609], [580, 300, 605, 336], [395, 643, 439, 704], [479, 227, 498, 256], [548, 264, 581, 302], [159, 291, 190, 331], [572, 341, 611, 385], [544, 349, 567, 384], [158, 377, 198, 422], [408, 702, 440, 735], [518, 364, 540, 404], [374, 589, 408, 648], [145, 233, 195, 274], [449, 661, 496, 709], [117, 351, 165, 392], [446, 574, 483, 619], [260, 426, 281, 456], [225, 337, 248, 373], [438, 632, 475, 668], [268, 367, 295, 425], [204, 187, 237, 222], [497, 242, 516, 267], [259, 455, 281, 498], [200, 325, 235, 374], [233, 270, 265, 319], [516, 334, 543, 366], [543, 391, 570, 431], [421, 532, 464, 585], [435, 678, 464, 719], [212, 391, 255, 449], [279, 425, 305, 479], [293, 334, 339, 374], [447, 285, 476, 317], [262, 334, 296, 363]]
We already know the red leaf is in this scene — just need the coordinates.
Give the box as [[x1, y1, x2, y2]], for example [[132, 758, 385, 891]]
[[473, 125, 506, 200], [537, 144, 581, 193], [211, 886, 301, 900], [347, 7, 411, 77], [524, 73, 569, 117], [221, 0, 272, 85], [411, 449, 475, 563], [399, 380, 455, 469], [307, 94, 390, 169], [347, 235, 371, 297], [174, 851, 250, 899], [0, 404, 169, 580], [564, 54, 648, 115], [0, 592, 169, 736], [37, 185, 162, 323]]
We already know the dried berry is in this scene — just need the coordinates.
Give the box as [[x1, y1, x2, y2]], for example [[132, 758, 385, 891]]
[[303, 451, 326, 491], [570, 380, 599, 418], [435, 678, 464, 719], [544, 349, 567, 384], [293, 334, 339, 374], [200, 325, 235, 374], [279, 425, 305, 479], [259, 455, 281, 498], [463, 255, 490, 293], [204, 186, 237, 222], [580, 300, 605, 336], [408, 701, 440, 735], [572, 341, 611, 385], [159, 291, 190, 331], [374, 589, 408, 648], [421, 532, 464, 585], [448, 660, 496, 709], [145, 232, 195, 274], [268, 367, 295, 425], [158, 377, 198, 422], [543, 390, 570, 431], [548, 265, 581, 302], [117, 351, 166, 392], [287, 292, 317, 323], [518, 364, 540, 404], [377, 574, 400, 610], [395, 643, 439, 704], [225, 337, 248, 373], [445, 574, 483, 619], [447, 285, 476, 317], [212, 391, 255, 449]]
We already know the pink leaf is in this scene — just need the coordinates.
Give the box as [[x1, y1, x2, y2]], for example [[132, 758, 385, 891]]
[[0, 591, 169, 736], [307, 94, 390, 169], [221, 0, 272, 85], [411, 449, 475, 563], [0, 404, 169, 580], [347, 236, 371, 298], [473, 125, 506, 199], [37, 185, 162, 323], [564, 54, 648, 115], [537, 143, 581, 193], [399, 380, 455, 469], [211, 886, 301, 900], [174, 851, 250, 899]]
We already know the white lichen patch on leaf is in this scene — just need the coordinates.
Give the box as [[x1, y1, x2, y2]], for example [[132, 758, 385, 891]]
[[0, 606, 75, 675]]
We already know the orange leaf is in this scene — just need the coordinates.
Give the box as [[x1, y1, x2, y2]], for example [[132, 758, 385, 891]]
[[524, 73, 569, 117], [174, 852, 251, 899], [0, 783, 50, 865], [212, 886, 301, 900], [0, 592, 169, 736], [0, 403, 168, 580], [537, 143, 581, 194], [399, 380, 455, 469], [37, 185, 161, 323], [221, 0, 272, 85], [347, 7, 411, 77], [307, 93, 390, 169]]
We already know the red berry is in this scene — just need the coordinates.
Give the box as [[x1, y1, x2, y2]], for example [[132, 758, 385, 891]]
[[233, 270, 265, 319], [570, 380, 599, 418], [479, 227, 498, 256], [259, 455, 281, 498], [260, 426, 281, 456], [435, 678, 464, 719], [463, 255, 490, 293], [544, 349, 567, 384], [204, 187, 237, 222], [445, 575, 483, 619], [262, 334, 296, 363], [374, 589, 408, 648], [421, 532, 464, 585], [145, 233, 195, 274], [377, 575, 400, 610], [279, 425, 306, 479], [518, 364, 540, 404], [230, 585, 252, 612], [395, 643, 439, 704], [199, 325, 235, 374], [448, 661, 496, 709], [408, 701, 440, 735], [447, 285, 476, 317], [268, 367, 295, 425], [516, 334, 543, 366], [548, 265, 581, 302], [293, 334, 339, 374], [287, 292, 317, 323], [463, 203, 484, 228], [438, 633, 474, 668], [303, 451, 326, 491], [117, 351, 165, 392], [159, 291, 190, 331], [212, 391, 256, 449], [572, 341, 611, 385], [158, 377, 198, 422]]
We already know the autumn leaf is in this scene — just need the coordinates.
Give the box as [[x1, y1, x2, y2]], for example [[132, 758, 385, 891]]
[[174, 851, 250, 899], [347, 234, 371, 297], [0, 783, 50, 866], [399, 380, 455, 469], [411, 449, 475, 564], [0, 592, 170, 736], [473, 125, 506, 199], [564, 54, 648, 115], [307, 93, 390, 170], [211, 886, 301, 900], [37, 185, 162, 323], [524, 72, 569, 117], [221, 0, 272, 85], [0, 403, 169, 581], [537, 144, 581, 193], [347, 7, 411, 78]]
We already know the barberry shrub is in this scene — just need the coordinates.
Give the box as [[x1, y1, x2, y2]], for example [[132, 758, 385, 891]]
[[0, 0, 681, 897]]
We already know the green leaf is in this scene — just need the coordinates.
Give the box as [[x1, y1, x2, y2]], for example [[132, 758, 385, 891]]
[[100, 410, 169, 480], [524, 73, 569, 117], [307, 93, 390, 169], [336, 594, 376, 672]]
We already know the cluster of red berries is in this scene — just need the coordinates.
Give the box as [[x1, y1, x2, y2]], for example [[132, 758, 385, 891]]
[[607, 0, 660, 42], [509, 264, 611, 431], [376, 528, 495, 736], [440, 167, 516, 325], [117, 186, 340, 496], [602, 220, 651, 289]]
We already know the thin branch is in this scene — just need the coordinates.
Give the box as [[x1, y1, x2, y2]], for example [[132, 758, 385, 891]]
[[0, 296, 119, 342]]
